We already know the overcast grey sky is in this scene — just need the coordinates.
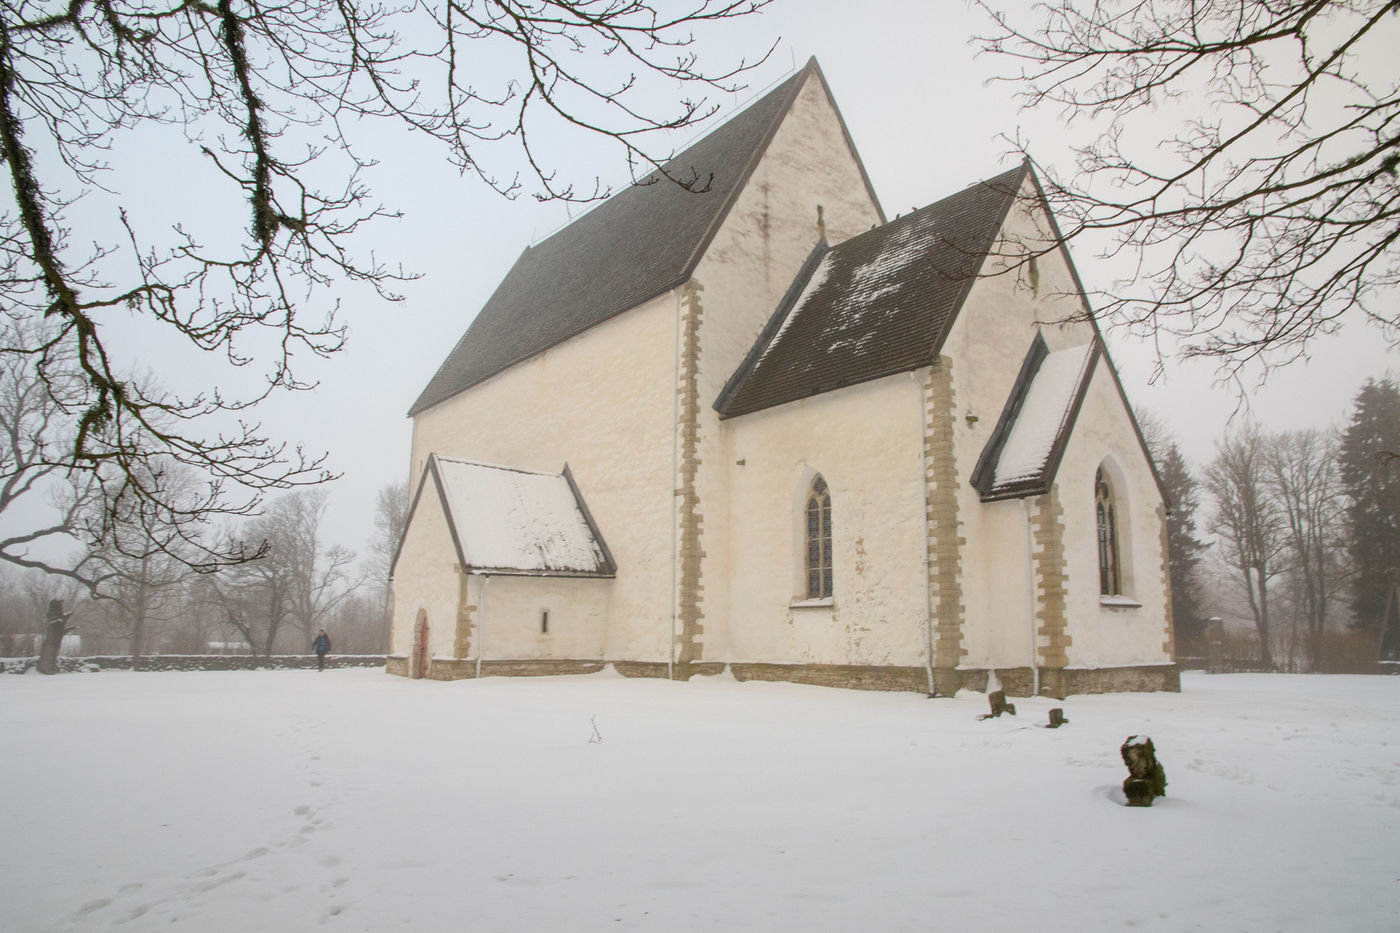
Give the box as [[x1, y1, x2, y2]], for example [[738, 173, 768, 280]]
[[136, 0, 1395, 553]]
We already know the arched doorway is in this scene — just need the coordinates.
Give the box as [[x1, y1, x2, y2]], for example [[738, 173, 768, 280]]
[[412, 610, 430, 679]]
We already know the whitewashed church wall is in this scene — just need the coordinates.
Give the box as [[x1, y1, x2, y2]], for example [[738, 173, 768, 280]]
[[465, 575, 610, 662], [408, 292, 678, 662], [1055, 364, 1171, 667], [724, 374, 928, 667], [942, 174, 1098, 446], [390, 486, 463, 661], [960, 497, 1042, 670], [940, 176, 1103, 671], [690, 70, 885, 660]]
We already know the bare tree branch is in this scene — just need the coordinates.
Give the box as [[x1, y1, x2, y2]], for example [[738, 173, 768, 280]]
[[0, 0, 770, 577], [977, 0, 1400, 379]]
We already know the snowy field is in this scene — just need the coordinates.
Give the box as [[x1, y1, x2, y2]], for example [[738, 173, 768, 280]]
[[2, 669, 1398, 932]]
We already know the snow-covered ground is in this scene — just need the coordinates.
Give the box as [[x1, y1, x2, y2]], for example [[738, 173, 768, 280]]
[[2, 669, 1397, 932]]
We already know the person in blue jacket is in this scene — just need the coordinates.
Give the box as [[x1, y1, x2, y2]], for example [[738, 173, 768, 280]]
[[313, 629, 331, 671]]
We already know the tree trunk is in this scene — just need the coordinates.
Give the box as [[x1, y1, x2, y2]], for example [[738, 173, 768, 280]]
[[37, 599, 67, 675], [1254, 566, 1274, 670], [131, 571, 149, 671]]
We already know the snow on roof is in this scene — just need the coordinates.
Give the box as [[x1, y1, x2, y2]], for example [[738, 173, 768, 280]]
[[430, 457, 614, 576], [990, 343, 1096, 493], [714, 164, 1027, 420]]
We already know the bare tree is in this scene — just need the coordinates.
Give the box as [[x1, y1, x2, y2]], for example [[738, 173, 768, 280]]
[[367, 479, 408, 625], [326, 590, 389, 654], [0, 319, 98, 583], [21, 573, 87, 673], [1265, 428, 1348, 667], [278, 490, 361, 644], [206, 489, 359, 660], [977, 1, 1400, 377], [0, 1, 771, 571], [81, 462, 211, 664], [1204, 423, 1288, 668]]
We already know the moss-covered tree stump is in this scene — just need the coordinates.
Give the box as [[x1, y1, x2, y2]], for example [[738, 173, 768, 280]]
[[1121, 735, 1167, 806]]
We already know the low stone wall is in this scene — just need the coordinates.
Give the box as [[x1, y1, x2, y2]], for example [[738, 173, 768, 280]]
[[0, 654, 387, 674]]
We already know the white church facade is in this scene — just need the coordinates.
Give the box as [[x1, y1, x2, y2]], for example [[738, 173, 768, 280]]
[[387, 59, 1178, 697]]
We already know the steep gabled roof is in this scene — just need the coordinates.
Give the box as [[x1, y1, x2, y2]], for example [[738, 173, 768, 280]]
[[392, 455, 616, 577], [970, 334, 1100, 501], [410, 58, 878, 416], [713, 163, 1028, 420]]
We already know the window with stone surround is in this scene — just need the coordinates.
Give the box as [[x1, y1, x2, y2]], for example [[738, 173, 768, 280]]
[[805, 474, 833, 599], [1096, 465, 1122, 596]]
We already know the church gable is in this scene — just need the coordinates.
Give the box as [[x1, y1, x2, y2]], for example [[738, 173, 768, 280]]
[[394, 455, 616, 578], [409, 62, 822, 417], [713, 164, 1026, 420], [687, 62, 887, 407]]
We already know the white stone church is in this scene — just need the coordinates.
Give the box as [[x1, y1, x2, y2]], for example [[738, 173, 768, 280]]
[[387, 59, 1178, 697]]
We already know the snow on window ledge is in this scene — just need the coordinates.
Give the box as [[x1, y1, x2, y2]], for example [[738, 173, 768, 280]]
[[1099, 595, 1142, 609], [790, 597, 834, 609]]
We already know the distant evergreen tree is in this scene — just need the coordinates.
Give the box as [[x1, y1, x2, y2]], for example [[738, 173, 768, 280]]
[[1158, 444, 1210, 654], [1338, 378, 1400, 638]]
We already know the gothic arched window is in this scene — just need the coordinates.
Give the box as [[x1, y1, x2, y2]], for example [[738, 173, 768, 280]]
[[805, 475, 833, 599], [1095, 466, 1121, 596]]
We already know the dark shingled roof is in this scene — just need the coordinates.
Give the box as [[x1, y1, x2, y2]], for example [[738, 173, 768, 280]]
[[714, 163, 1029, 420], [410, 60, 847, 417]]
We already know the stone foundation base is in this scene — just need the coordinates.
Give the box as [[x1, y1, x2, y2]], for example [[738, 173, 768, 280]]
[[412, 658, 608, 680], [730, 663, 930, 693], [948, 664, 1181, 698], [611, 661, 729, 680], [612, 661, 671, 680], [382, 656, 1180, 696]]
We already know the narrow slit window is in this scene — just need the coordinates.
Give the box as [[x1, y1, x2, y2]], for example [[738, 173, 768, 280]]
[[540, 610, 549, 635], [805, 475, 833, 599], [1096, 467, 1121, 596]]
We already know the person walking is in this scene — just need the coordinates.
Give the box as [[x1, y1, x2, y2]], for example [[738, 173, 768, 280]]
[[313, 628, 331, 671]]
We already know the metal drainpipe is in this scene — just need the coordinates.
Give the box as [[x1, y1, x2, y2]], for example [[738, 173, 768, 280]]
[[917, 373, 935, 695], [1021, 498, 1040, 697], [669, 286, 682, 681], [475, 573, 491, 680]]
